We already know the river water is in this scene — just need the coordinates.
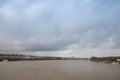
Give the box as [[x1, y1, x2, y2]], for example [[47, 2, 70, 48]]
[[0, 60, 120, 80]]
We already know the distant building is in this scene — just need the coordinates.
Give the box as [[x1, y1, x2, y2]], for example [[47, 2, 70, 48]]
[[2, 59, 8, 62], [117, 59, 120, 62]]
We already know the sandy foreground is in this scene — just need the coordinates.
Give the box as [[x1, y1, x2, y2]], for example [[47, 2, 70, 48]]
[[0, 60, 120, 80]]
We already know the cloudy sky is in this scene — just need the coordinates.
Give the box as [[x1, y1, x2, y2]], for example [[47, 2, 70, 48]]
[[0, 0, 120, 57]]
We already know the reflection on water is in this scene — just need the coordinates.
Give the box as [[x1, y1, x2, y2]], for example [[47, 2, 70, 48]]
[[0, 60, 120, 80]]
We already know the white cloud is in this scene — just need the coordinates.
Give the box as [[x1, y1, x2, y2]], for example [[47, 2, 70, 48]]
[[0, 4, 15, 19]]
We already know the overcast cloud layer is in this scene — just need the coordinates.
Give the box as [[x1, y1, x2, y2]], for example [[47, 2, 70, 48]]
[[0, 0, 120, 57]]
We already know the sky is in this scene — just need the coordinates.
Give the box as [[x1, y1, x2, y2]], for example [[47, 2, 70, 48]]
[[0, 0, 120, 57]]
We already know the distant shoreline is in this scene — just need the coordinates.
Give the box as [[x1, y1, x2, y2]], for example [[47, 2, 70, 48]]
[[0, 54, 88, 61]]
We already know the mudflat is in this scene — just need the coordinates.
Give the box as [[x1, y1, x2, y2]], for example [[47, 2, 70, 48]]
[[0, 60, 120, 80]]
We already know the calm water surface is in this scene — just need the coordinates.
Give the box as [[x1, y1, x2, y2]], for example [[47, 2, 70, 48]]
[[0, 60, 120, 80]]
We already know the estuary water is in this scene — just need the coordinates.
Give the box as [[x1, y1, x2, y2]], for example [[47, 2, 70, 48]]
[[0, 60, 120, 80]]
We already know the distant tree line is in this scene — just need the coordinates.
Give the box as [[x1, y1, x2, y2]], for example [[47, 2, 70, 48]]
[[0, 53, 84, 61], [0, 53, 24, 56], [90, 56, 120, 64]]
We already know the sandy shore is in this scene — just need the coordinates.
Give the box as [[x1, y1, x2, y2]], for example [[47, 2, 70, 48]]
[[0, 60, 120, 80]]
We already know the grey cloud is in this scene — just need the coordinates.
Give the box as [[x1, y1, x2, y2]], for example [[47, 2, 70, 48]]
[[0, 0, 120, 57], [19, 35, 78, 51]]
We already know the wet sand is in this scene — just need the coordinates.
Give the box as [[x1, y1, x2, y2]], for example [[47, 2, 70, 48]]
[[0, 60, 120, 80]]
